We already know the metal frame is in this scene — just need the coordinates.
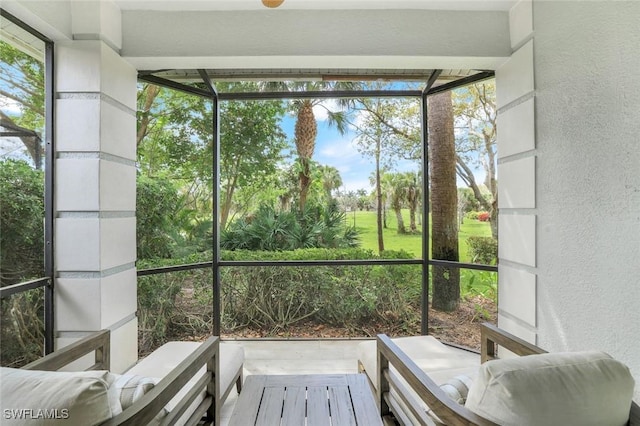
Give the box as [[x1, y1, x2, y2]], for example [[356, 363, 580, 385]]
[[0, 8, 55, 354], [136, 68, 497, 339]]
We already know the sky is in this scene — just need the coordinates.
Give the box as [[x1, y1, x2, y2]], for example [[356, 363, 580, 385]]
[[279, 103, 422, 194]]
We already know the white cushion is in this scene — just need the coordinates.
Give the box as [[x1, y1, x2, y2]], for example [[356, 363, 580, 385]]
[[126, 341, 244, 419], [357, 336, 479, 389], [439, 374, 474, 404], [112, 374, 156, 410], [0, 367, 117, 425], [465, 351, 635, 426]]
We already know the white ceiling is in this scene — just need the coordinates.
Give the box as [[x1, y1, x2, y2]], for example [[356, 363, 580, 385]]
[[114, 0, 517, 12]]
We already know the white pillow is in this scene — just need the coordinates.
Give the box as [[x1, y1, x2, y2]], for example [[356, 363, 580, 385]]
[[439, 374, 474, 404], [112, 374, 157, 410], [464, 351, 635, 426], [0, 367, 117, 425]]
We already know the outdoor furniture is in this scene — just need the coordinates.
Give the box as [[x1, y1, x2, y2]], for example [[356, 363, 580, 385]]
[[361, 323, 639, 425], [228, 374, 382, 425], [0, 330, 244, 425]]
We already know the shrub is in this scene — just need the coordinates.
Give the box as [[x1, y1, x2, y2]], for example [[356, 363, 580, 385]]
[[466, 236, 498, 265], [466, 211, 480, 220], [136, 248, 422, 352], [136, 175, 182, 260], [0, 159, 44, 287], [221, 201, 358, 251], [218, 248, 420, 332], [477, 211, 490, 222]]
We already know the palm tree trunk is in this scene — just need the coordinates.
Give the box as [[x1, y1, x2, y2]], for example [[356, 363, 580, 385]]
[[394, 207, 406, 234], [429, 91, 460, 312], [375, 149, 385, 253]]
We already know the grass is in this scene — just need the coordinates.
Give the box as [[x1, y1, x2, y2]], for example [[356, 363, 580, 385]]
[[348, 209, 492, 262]]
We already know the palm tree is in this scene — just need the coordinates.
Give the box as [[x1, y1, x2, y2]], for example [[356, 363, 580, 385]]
[[404, 171, 422, 233], [429, 91, 460, 312], [382, 172, 409, 234], [318, 165, 343, 201], [261, 81, 353, 210]]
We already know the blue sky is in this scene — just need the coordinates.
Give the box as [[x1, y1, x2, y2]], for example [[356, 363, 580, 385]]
[[279, 108, 421, 193]]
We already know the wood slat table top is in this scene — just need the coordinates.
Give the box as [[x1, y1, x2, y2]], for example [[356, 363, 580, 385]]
[[229, 374, 383, 426]]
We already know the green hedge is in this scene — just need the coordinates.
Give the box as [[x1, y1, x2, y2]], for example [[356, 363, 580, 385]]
[[137, 248, 421, 351]]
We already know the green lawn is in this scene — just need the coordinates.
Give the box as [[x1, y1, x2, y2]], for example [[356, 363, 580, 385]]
[[349, 209, 492, 262]]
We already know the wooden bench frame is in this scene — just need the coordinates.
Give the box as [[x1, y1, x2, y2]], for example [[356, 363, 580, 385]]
[[376, 323, 640, 426], [22, 330, 223, 426]]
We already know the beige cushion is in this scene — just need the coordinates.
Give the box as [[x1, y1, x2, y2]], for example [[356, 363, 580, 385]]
[[126, 341, 244, 418], [439, 374, 474, 404], [357, 336, 479, 389], [465, 351, 635, 426], [0, 367, 117, 425], [112, 374, 156, 410]]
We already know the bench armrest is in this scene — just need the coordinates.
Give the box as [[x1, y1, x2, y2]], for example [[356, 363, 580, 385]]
[[480, 322, 545, 363], [376, 334, 496, 426], [22, 330, 110, 371]]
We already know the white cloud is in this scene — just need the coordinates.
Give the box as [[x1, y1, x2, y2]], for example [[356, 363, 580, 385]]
[[1, 97, 23, 116], [312, 99, 343, 122]]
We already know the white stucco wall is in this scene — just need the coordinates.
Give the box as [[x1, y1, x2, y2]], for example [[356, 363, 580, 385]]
[[533, 0, 640, 401]]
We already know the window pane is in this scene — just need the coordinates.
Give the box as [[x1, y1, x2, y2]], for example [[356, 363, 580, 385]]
[[0, 287, 45, 367], [221, 264, 422, 338], [428, 267, 497, 350], [1, 21, 47, 286], [219, 92, 423, 261]]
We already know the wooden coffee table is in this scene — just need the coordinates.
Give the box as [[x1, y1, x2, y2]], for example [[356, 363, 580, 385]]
[[228, 374, 383, 425]]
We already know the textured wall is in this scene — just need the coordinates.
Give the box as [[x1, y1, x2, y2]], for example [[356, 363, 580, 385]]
[[533, 0, 640, 401]]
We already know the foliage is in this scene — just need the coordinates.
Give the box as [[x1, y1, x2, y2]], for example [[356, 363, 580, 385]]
[[0, 289, 44, 367], [466, 211, 480, 220], [136, 248, 421, 349], [477, 212, 490, 222], [453, 82, 498, 238], [466, 236, 498, 265], [218, 248, 420, 333], [0, 159, 44, 286], [0, 41, 45, 165], [218, 89, 288, 227], [136, 254, 211, 353], [136, 175, 181, 259], [220, 201, 359, 251], [461, 269, 498, 303]]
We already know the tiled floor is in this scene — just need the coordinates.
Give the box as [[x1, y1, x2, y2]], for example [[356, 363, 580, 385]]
[[218, 339, 369, 425]]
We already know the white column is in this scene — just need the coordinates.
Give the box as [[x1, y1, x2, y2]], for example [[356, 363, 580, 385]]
[[495, 0, 538, 345], [53, 1, 138, 373]]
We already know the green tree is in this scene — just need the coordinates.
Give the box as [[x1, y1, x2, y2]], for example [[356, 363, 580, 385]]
[[219, 90, 288, 228], [453, 82, 498, 238], [136, 82, 288, 241], [260, 82, 351, 210], [404, 171, 422, 233], [0, 160, 44, 286], [382, 172, 408, 234], [429, 91, 460, 312], [136, 175, 182, 259], [0, 40, 45, 166], [318, 164, 343, 201]]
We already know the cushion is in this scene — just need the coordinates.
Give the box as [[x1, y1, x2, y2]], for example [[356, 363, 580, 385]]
[[439, 374, 474, 404], [0, 367, 117, 425], [125, 341, 244, 422], [464, 351, 635, 426], [112, 374, 156, 410], [357, 336, 479, 389]]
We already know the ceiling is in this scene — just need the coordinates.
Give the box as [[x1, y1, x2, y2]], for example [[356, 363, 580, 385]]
[[114, 0, 517, 12]]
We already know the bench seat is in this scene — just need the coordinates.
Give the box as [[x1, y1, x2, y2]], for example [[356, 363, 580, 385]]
[[0, 331, 244, 425]]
